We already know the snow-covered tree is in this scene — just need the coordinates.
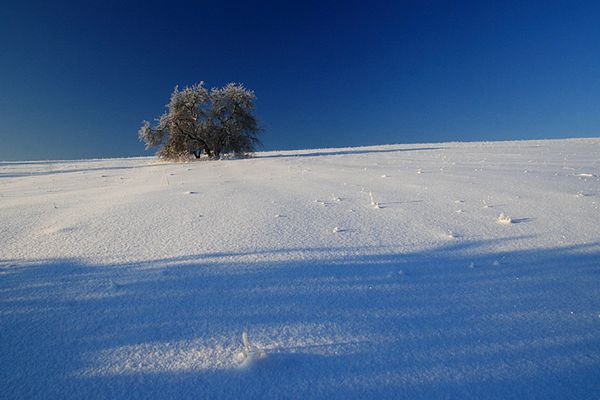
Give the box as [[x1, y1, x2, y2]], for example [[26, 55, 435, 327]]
[[207, 83, 261, 158], [139, 82, 261, 160]]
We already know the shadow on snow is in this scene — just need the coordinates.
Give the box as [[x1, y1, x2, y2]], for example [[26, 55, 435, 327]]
[[1, 240, 599, 399], [0, 163, 157, 179], [257, 147, 446, 159]]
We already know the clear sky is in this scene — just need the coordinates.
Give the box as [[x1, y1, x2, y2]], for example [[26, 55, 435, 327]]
[[1, 0, 599, 160]]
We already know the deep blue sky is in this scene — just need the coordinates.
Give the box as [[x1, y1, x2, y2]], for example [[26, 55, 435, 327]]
[[1, 0, 599, 160]]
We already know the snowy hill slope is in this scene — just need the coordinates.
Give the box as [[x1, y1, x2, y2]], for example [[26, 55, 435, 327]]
[[1, 138, 599, 399]]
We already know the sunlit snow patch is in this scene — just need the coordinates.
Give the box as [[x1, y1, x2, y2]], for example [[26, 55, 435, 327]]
[[78, 339, 240, 376]]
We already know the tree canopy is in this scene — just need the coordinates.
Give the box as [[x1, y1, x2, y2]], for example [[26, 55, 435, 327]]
[[139, 82, 261, 160]]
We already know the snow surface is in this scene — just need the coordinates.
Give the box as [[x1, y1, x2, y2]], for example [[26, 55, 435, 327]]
[[1, 138, 600, 399]]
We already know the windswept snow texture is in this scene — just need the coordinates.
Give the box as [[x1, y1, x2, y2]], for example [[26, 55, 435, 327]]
[[1, 139, 600, 399]]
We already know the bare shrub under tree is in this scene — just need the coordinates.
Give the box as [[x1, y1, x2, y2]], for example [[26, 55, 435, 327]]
[[139, 82, 261, 160]]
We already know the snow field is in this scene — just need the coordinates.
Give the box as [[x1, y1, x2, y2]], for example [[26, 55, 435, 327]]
[[1, 138, 599, 399]]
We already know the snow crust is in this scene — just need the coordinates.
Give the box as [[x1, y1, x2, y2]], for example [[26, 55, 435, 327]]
[[1, 138, 599, 399]]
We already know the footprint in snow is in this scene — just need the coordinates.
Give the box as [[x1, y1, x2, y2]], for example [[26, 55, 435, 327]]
[[386, 270, 404, 279], [445, 231, 459, 239], [108, 280, 125, 289], [42, 226, 76, 235]]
